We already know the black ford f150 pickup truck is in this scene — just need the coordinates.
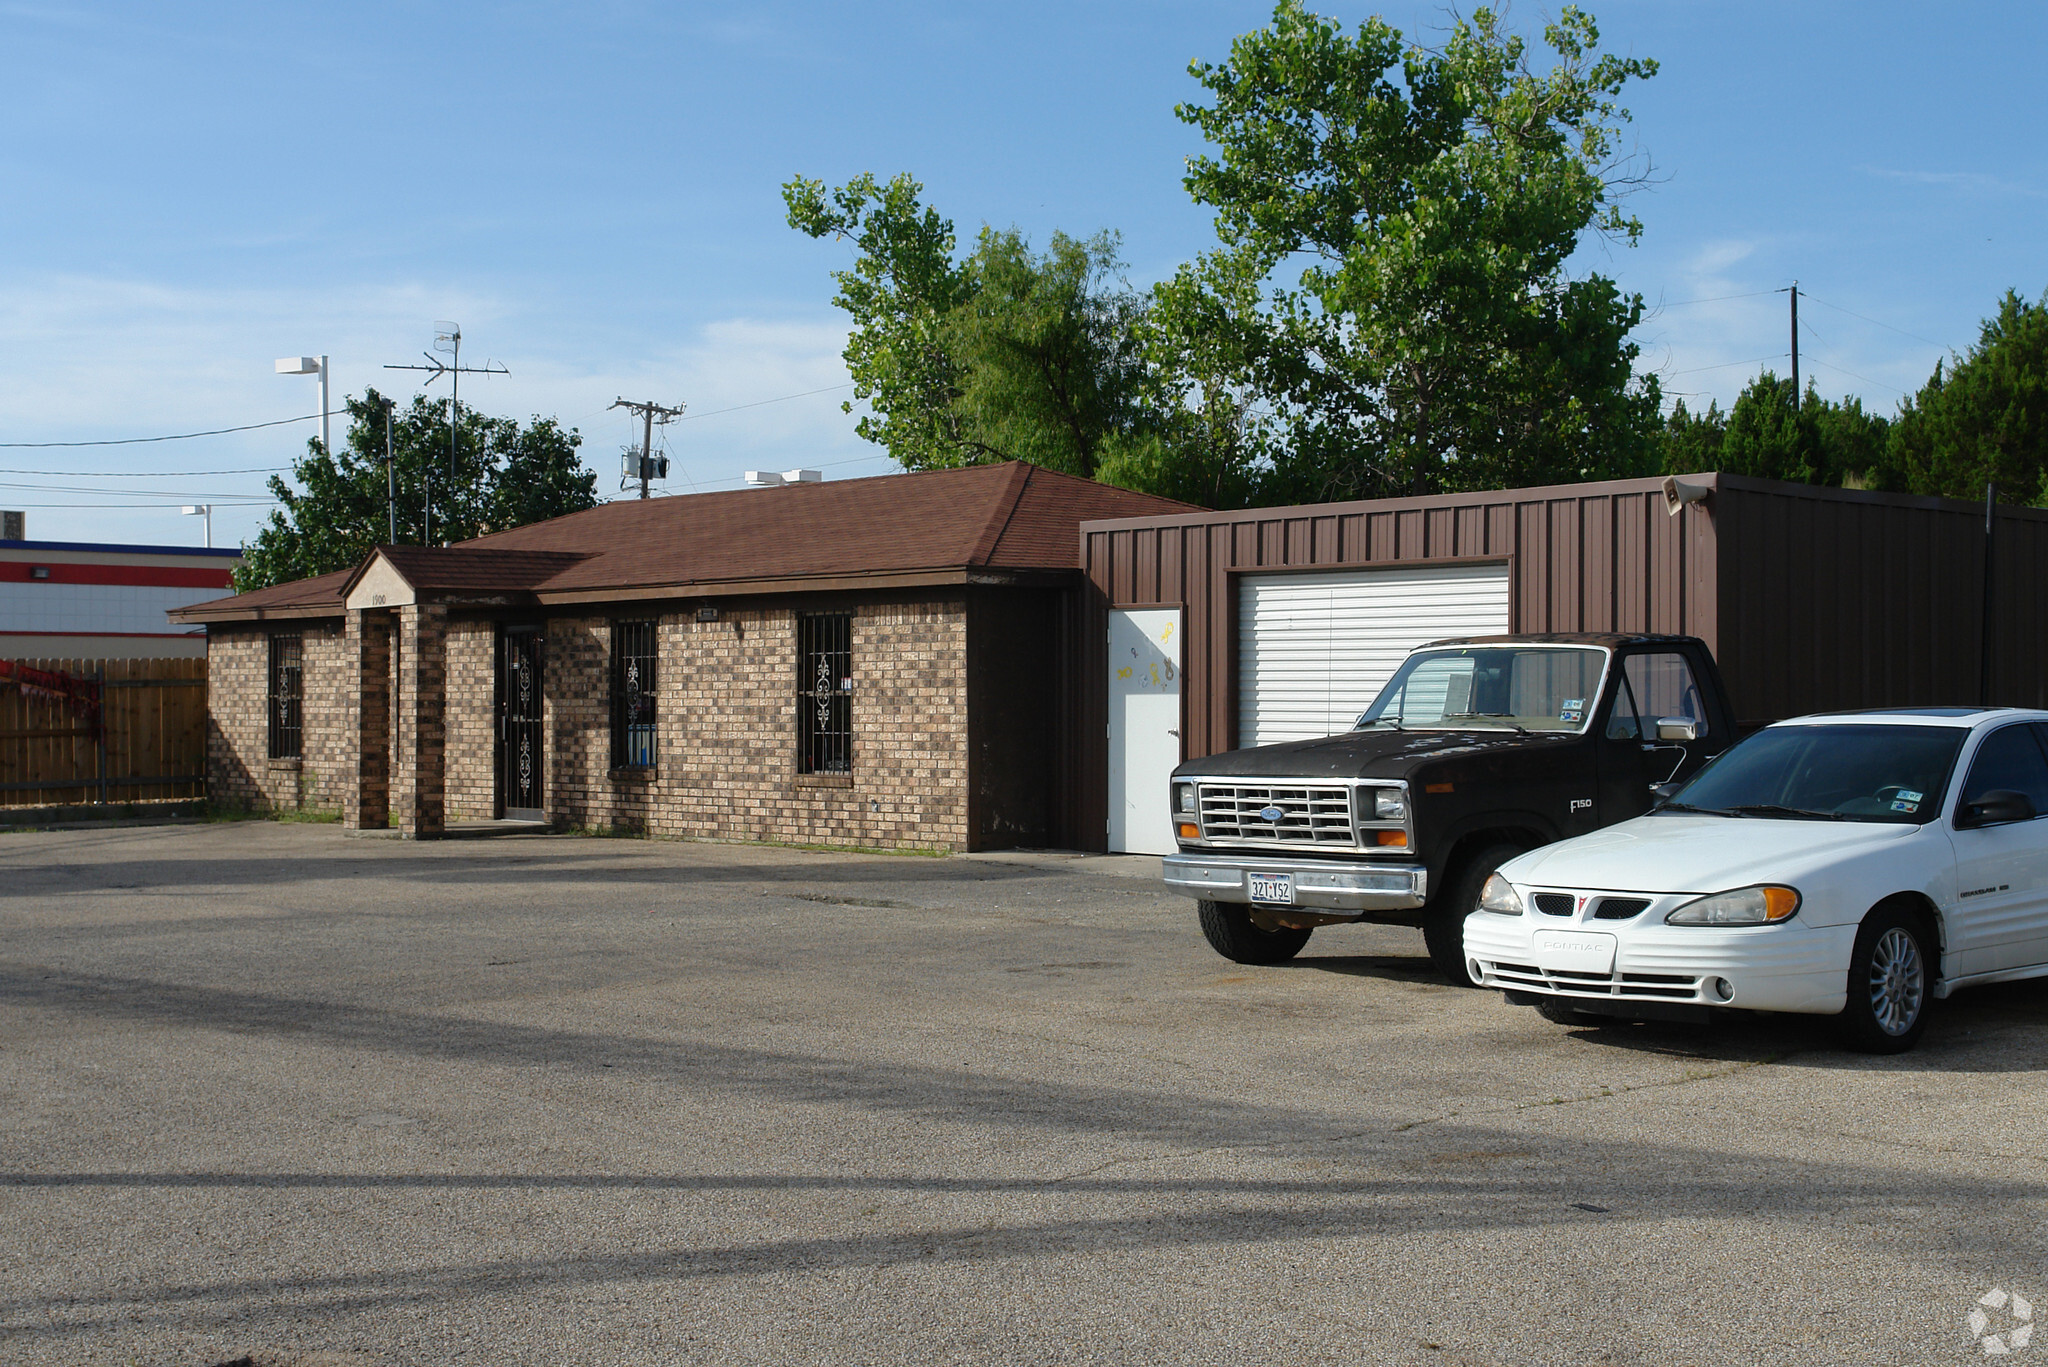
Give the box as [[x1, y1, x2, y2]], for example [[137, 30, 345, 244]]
[[1163, 633, 1737, 982]]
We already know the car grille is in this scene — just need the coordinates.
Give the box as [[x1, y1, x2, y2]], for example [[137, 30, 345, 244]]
[[1482, 961, 1703, 1002], [1533, 892, 1575, 916], [1197, 784, 1355, 846], [1592, 897, 1651, 921]]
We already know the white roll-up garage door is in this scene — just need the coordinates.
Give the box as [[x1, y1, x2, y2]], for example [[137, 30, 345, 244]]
[[1237, 563, 1511, 747]]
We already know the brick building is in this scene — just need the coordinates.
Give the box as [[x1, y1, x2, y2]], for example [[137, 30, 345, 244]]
[[170, 463, 1190, 849]]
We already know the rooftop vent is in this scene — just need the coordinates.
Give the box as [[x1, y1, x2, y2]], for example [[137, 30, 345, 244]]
[[744, 469, 824, 487]]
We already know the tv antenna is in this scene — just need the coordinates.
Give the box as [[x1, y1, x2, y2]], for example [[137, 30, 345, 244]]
[[384, 322, 509, 544]]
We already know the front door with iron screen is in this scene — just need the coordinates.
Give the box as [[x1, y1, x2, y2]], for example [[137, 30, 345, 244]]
[[498, 627, 545, 821]]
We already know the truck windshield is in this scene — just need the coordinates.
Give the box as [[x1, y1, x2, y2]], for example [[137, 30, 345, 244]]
[[1355, 646, 1607, 734], [1660, 724, 1964, 824]]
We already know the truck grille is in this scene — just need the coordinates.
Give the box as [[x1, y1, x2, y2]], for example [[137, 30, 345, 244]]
[[1198, 784, 1355, 846]]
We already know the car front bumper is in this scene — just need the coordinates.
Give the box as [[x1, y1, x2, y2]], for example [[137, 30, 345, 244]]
[[1162, 851, 1428, 912], [1463, 910, 1855, 1015]]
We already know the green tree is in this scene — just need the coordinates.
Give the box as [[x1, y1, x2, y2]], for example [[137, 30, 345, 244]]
[[1155, 2, 1664, 502], [1658, 376, 1889, 486], [1880, 289, 2048, 502], [234, 389, 596, 591], [783, 172, 1162, 484]]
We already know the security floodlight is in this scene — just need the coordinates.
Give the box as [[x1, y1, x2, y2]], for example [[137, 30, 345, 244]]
[[1662, 476, 1711, 517]]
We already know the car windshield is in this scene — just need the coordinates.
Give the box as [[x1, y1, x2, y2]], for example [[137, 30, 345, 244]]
[[1661, 723, 1965, 823], [1355, 646, 1606, 734]]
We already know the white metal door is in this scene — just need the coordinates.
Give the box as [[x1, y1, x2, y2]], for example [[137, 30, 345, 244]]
[[1108, 608, 1182, 855], [1237, 564, 1511, 748]]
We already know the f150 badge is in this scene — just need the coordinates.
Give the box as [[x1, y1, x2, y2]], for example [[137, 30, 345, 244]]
[[1569, 798, 1593, 813]]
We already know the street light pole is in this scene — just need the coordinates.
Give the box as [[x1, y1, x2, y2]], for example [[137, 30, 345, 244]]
[[275, 354, 331, 456], [180, 504, 213, 548]]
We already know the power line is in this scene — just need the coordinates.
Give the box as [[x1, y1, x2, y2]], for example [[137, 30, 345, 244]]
[[0, 500, 280, 509], [1647, 289, 1780, 309], [0, 465, 287, 477], [0, 413, 319, 448], [1799, 292, 1950, 351], [1663, 353, 1788, 377], [677, 384, 854, 420], [1803, 356, 1907, 396]]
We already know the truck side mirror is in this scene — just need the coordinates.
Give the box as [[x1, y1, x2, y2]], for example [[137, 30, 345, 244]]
[[1957, 789, 2036, 829], [1655, 717, 1699, 742]]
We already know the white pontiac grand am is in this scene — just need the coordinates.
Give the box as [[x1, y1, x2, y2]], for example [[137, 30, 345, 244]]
[[1464, 707, 2048, 1053]]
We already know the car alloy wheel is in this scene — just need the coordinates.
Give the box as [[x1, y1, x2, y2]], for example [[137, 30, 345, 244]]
[[1867, 925, 1926, 1037]]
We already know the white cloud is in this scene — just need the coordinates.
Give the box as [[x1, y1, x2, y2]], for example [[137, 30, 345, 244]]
[[0, 272, 882, 546]]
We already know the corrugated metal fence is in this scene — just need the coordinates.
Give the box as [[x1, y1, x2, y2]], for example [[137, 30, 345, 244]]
[[0, 657, 207, 807]]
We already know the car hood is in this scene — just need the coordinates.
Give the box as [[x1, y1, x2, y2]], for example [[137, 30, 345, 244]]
[[1500, 813, 1921, 893], [1177, 727, 1573, 781]]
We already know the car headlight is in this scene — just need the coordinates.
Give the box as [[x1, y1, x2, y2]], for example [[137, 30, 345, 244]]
[[1665, 885, 1800, 926], [1372, 788, 1407, 821], [1478, 873, 1523, 916], [1174, 782, 1196, 814]]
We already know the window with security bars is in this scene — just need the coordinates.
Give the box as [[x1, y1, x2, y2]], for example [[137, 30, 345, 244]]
[[610, 619, 658, 769], [798, 612, 852, 773], [268, 633, 303, 759]]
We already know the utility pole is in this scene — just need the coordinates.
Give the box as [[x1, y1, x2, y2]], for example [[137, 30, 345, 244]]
[[1783, 281, 1800, 405], [376, 395, 397, 544], [384, 323, 508, 545], [609, 397, 685, 499]]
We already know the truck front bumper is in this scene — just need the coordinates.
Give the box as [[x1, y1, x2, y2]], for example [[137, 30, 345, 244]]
[[1161, 852, 1429, 912]]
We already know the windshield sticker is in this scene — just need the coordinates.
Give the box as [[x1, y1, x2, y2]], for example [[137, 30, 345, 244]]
[[1897, 790, 1923, 803], [1559, 699, 1585, 723], [1891, 798, 1920, 812]]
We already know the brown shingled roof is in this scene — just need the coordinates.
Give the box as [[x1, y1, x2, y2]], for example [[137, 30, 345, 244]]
[[172, 462, 1196, 623]]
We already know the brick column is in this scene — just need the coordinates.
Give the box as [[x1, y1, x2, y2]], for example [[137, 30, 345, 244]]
[[393, 602, 448, 838], [344, 609, 391, 830]]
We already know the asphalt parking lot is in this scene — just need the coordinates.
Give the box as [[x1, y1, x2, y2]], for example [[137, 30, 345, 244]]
[[4, 823, 2047, 1366]]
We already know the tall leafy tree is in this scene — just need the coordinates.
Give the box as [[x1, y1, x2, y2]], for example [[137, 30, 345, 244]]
[[783, 172, 1159, 482], [1669, 373, 1889, 486], [1879, 289, 2048, 502], [1155, 2, 1664, 502], [234, 389, 596, 591]]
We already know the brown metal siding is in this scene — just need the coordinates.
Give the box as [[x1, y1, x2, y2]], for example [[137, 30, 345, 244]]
[[1076, 474, 1719, 848], [1712, 476, 2048, 721]]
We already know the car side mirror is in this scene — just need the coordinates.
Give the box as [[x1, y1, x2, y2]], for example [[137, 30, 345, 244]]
[[1957, 789, 2036, 829], [1648, 781, 1682, 804], [1655, 717, 1699, 742]]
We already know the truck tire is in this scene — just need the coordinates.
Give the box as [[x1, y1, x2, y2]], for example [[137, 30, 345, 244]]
[[1424, 842, 1525, 987], [1197, 899, 1311, 965]]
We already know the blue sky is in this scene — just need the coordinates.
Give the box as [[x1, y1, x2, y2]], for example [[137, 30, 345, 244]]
[[2, 0, 2043, 549]]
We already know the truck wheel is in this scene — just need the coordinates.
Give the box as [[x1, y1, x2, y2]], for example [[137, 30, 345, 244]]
[[1197, 899, 1311, 965], [1424, 842, 1524, 987]]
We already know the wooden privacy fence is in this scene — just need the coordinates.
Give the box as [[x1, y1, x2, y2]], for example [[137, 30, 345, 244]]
[[0, 658, 207, 807]]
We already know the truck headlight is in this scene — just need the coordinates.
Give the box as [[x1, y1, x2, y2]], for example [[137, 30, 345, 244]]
[[1174, 782, 1196, 814], [1372, 788, 1407, 821], [1665, 885, 1800, 925], [1478, 873, 1523, 916]]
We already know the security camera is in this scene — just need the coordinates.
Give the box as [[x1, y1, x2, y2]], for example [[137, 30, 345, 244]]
[[1662, 476, 1711, 517]]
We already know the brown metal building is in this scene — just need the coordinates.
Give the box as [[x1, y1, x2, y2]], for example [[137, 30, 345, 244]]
[[1075, 472, 2048, 852]]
